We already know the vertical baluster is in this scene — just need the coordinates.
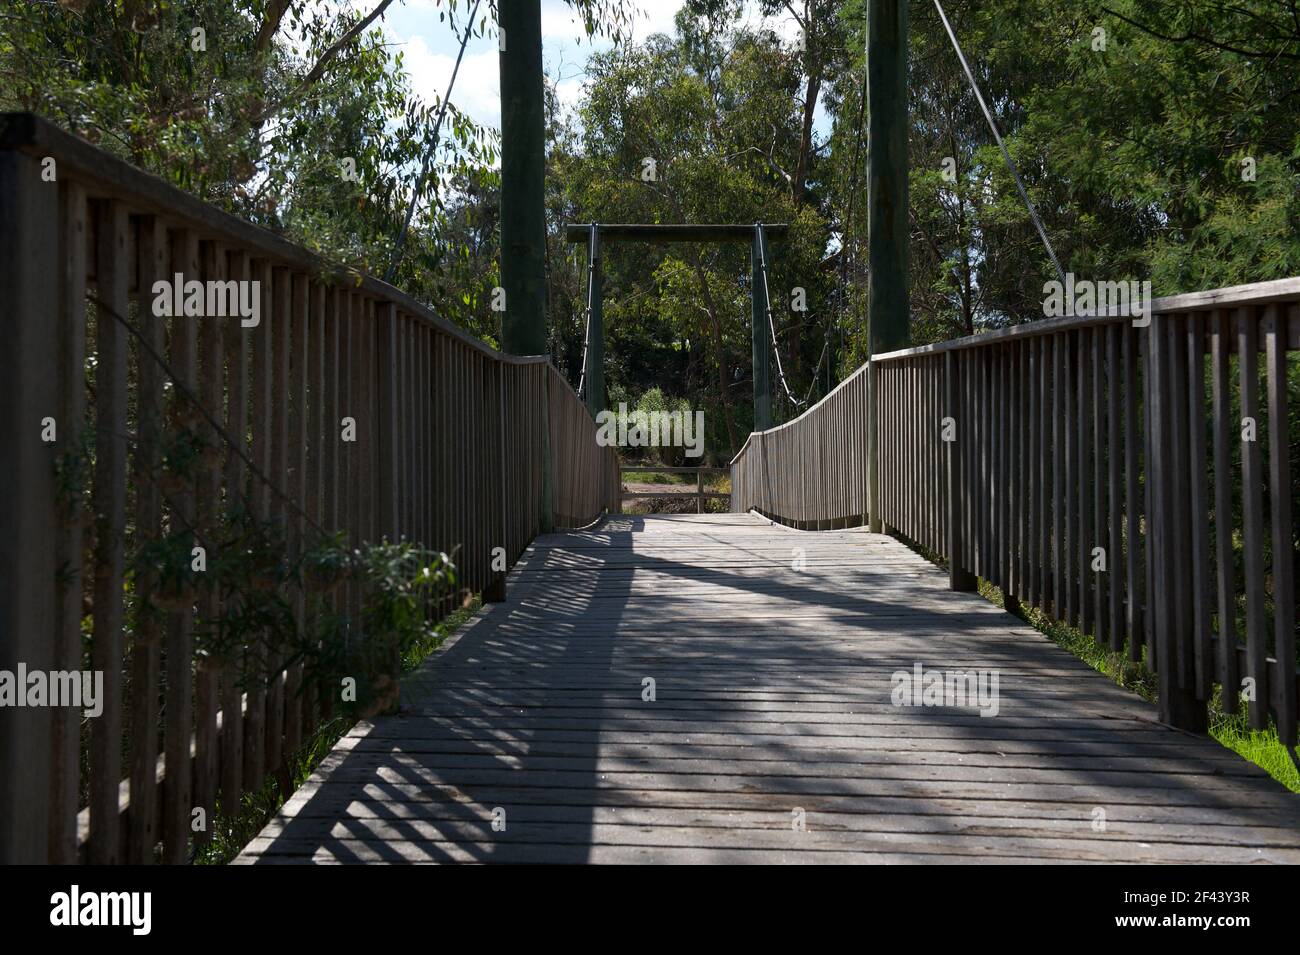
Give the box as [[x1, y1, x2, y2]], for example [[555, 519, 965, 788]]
[[263, 269, 290, 777], [284, 273, 309, 760], [1186, 313, 1212, 697], [1092, 326, 1106, 642], [1210, 311, 1238, 708], [303, 281, 326, 738], [51, 181, 88, 863], [1077, 328, 1092, 634], [1124, 322, 1144, 661], [244, 261, 272, 789], [1264, 306, 1296, 743], [1053, 333, 1066, 620], [1168, 315, 1194, 691], [89, 199, 129, 864], [217, 248, 248, 839], [162, 229, 199, 863], [1036, 336, 1048, 610], [192, 241, 224, 847], [1105, 324, 1122, 651]]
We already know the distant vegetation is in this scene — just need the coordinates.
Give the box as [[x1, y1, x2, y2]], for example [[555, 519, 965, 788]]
[[6, 0, 1297, 462]]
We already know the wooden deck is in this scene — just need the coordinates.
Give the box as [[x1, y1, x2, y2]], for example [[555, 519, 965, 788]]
[[237, 514, 1300, 864]]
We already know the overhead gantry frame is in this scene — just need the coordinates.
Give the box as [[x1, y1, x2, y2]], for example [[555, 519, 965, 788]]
[[564, 222, 789, 431]]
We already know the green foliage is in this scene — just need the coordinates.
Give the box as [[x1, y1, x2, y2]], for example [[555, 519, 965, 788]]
[[550, 5, 841, 453], [299, 537, 455, 719], [0, 0, 497, 322], [826, 0, 1300, 354]]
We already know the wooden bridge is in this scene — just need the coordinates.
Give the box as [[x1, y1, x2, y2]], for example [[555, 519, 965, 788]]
[[3, 114, 1299, 865], [240, 515, 1300, 863]]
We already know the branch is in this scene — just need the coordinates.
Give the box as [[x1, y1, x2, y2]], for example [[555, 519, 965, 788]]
[[253, 0, 292, 56], [293, 0, 397, 96], [255, 0, 398, 125], [1101, 5, 1300, 61]]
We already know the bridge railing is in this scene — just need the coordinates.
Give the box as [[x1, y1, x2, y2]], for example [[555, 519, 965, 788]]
[[732, 279, 1300, 746], [618, 466, 731, 513], [0, 113, 618, 864]]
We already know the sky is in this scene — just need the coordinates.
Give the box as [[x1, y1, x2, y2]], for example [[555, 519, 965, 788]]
[[378, 0, 812, 132]]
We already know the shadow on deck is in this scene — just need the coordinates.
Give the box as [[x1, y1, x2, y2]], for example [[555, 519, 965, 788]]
[[237, 514, 1300, 864]]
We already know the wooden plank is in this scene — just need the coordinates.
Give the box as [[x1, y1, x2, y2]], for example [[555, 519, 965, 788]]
[[1185, 314, 1212, 698], [50, 179, 87, 863], [238, 515, 1300, 866], [220, 250, 249, 825], [1105, 325, 1122, 651], [303, 281, 327, 739], [377, 304, 400, 540], [1052, 333, 1065, 620], [192, 240, 225, 847], [1124, 323, 1143, 661], [1076, 329, 1090, 633], [242, 260, 272, 793], [1264, 306, 1296, 744], [285, 272, 310, 761], [88, 198, 130, 864], [1167, 315, 1194, 695], [0, 150, 60, 863], [1238, 309, 1268, 729], [1091, 326, 1105, 642], [161, 229, 199, 864], [261, 267, 289, 777], [1035, 336, 1047, 609], [1210, 311, 1238, 710], [128, 215, 168, 863]]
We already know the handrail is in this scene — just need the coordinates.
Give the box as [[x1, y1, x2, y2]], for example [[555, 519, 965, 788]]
[[872, 277, 1300, 362], [0, 112, 539, 365], [0, 113, 618, 864], [732, 283, 1300, 750]]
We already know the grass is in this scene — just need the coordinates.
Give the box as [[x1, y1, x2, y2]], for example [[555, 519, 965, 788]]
[[195, 594, 484, 865], [973, 577, 1300, 794], [620, 468, 731, 515], [621, 469, 695, 484]]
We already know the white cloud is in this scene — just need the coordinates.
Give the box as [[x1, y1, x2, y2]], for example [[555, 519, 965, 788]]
[[632, 0, 685, 40], [540, 2, 589, 39], [389, 29, 502, 128]]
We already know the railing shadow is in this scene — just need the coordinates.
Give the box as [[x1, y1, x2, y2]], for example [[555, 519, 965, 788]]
[[245, 516, 1300, 863]]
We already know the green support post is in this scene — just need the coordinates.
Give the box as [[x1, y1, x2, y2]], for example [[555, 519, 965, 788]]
[[498, 1, 551, 531], [866, 0, 909, 531], [751, 224, 772, 432], [498, 0, 547, 356]]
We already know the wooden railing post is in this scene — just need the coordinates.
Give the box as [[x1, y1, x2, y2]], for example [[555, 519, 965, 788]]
[[945, 352, 977, 591], [867, 361, 882, 532], [1147, 318, 1208, 733], [484, 363, 507, 603], [0, 148, 59, 864], [376, 303, 400, 541]]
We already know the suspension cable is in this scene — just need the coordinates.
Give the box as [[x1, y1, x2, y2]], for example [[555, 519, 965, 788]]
[[576, 223, 598, 398], [755, 224, 805, 409], [803, 336, 831, 406], [931, 0, 1067, 287], [385, 0, 483, 282]]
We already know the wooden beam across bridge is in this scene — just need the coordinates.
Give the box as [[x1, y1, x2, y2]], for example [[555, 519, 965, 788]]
[[239, 514, 1300, 864], [564, 223, 788, 244]]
